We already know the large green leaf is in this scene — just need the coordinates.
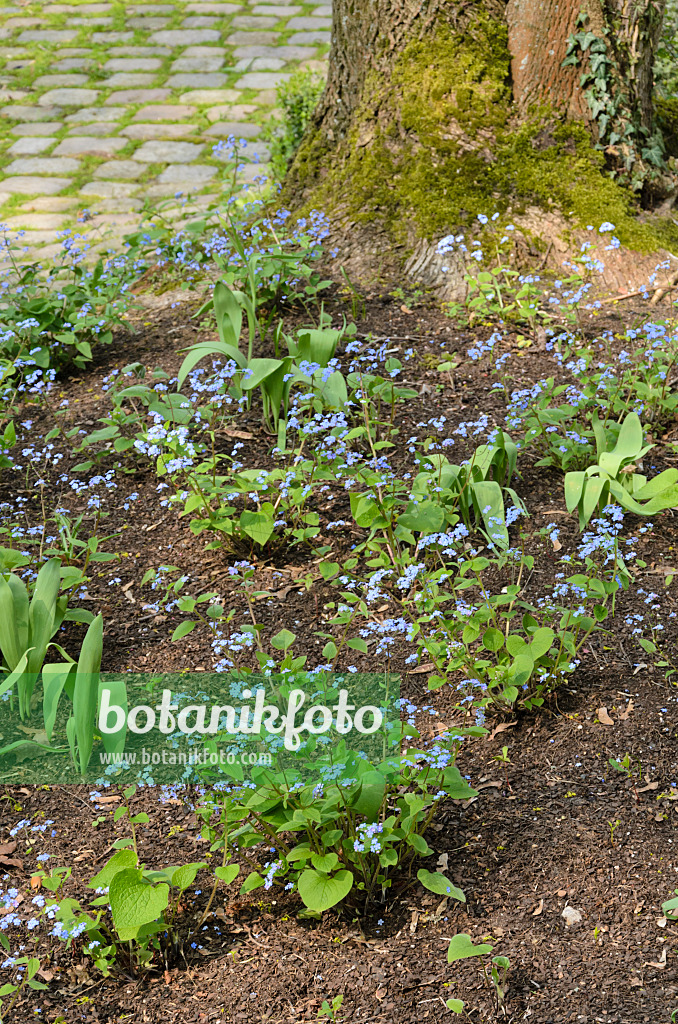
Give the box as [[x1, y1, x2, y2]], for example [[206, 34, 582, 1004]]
[[351, 770, 385, 821], [213, 280, 243, 348], [42, 661, 74, 741], [72, 614, 103, 774], [170, 861, 207, 892], [239, 510, 275, 547], [297, 868, 353, 912], [446, 933, 493, 963], [109, 868, 169, 941], [564, 471, 585, 514], [417, 868, 466, 901], [98, 675, 127, 755], [241, 358, 285, 392], [89, 849, 138, 889], [177, 340, 246, 389]]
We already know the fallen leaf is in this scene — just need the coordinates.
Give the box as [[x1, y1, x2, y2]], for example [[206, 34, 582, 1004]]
[[224, 428, 254, 440], [633, 662, 647, 675], [30, 875, 42, 891], [646, 947, 667, 969], [436, 853, 449, 872], [37, 969, 54, 982], [657, 917, 667, 928], [638, 781, 659, 793], [0, 842, 17, 857], [619, 699, 635, 720], [597, 707, 614, 726], [407, 662, 435, 675], [409, 910, 419, 934], [532, 899, 544, 916], [487, 721, 517, 741], [95, 795, 121, 805], [476, 780, 502, 791], [375, 987, 387, 1000], [0, 856, 23, 870]]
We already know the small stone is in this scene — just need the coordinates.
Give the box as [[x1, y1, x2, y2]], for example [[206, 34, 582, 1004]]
[[313, 4, 332, 15], [81, 197, 143, 211], [132, 104, 196, 120], [129, 4, 174, 12], [2, 105, 63, 121], [231, 14, 278, 27], [133, 139, 204, 162], [51, 58, 96, 71], [235, 71, 290, 90], [66, 106, 126, 122], [178, 89, 240, 105], [184, 3, 240, 11], [105, 72, 158, 88], [53, 137, 128, 157], [11, 122, 63, 136], [155, 163, 217, 184], [5, 157, 79, 175], [121, 123, 195, 139], [38, 88, 100, 107], [33, 74, 91, 88], [170, 55, 224, 72], [226, 31, 278, 44], [80, 181, 140, 197], [286, 15, 331, 28], [206, 103, 256, 121], [203, 120, 260, 137], [70, 15, 113, 24], [167, 72, 227, 88], [561, 907, 583, 929], [234, 56, 284, 71], [181, 16, 218, 27], [67, 122, 117, 136], [104, 89, 170, 105], [18, 30, 78, 42], [93, 160, 145, 180], [0, 176, 71, 195], [152, 29, 220, 45], [288, 30, 331, 44], [104, 58, 163, 71], [8, 137, 56, 155], [56, 48, 95, 56], [91, 32, 135, 42]]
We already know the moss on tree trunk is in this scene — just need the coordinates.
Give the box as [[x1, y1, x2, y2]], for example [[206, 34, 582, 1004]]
[[285, 0, 678, 292]]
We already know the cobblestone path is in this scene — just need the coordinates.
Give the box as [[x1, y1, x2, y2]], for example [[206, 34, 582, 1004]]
[[0, 0, 330, 256]]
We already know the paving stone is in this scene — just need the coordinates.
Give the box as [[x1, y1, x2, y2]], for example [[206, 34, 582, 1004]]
[[104, 88, 170, 104], [203, 120, 260, 137], [132, 103, 195, 120], [152, 28, 220, 44], [166, 72, 227, 88], [81, 181, 140, 197], [17, 196, 79, 212], [70, 16, 113, 24], [67, 122, 118, 136], [121, 122, 195, 139], [8, 137, 56, 155], [104, 58, 163, 71], [170, 55, 224, 71], [2, 105, 64, 121], [5, 59, 35, 70], [11, 122, 63, 136], [1, 90, 30, 101], [252, 4, 301, 12], [49, 3, 111, 11], [5, 212, 70, 230], [288, 30, 331, 44], [155, 163, 216, 184], [38, 88, 100, 107], [205, 102, 255, 120], [231, 14, 278, 27], [55, 48, 94, 57], [105, 72, 160, 88], [214, 138, 269, 160], [234, 56, 284, 70], [251, 87, 277, 104], [133, 139, 204, 162], [233, 43, 315, 60], [184, 2, 240, 10], [66, 106, 126, 122], [181, 45, 227, 55], [133, 18, 173, 29], [128, 4, 174, 11], [286, 15, 331, 28], [52, 58, 96, 71], [18, 30, 78, 42], [313, 4, 332, 14], [91, 32, 136, 42], [0, 176, 71, 195], [234, 71, 289, 89], [5, 157, 80, 175], [107, 46, 171, 56], [53, 136, 128, 157], [239, 160, 270, 183], [34, 74, 91, 87], [2, 17, 42, 27], [181, 16, 219, 27], [92, 160, 144, 180], [84, 197, 143, 211], [226, 31, 279, 44], [178, 89, 239, 104]]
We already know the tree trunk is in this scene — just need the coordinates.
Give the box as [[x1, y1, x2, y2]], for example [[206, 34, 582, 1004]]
[[287, 0, 675, 295]]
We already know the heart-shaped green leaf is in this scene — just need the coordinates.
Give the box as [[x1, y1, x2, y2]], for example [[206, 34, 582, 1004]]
[[297, 869, 353, 911], [109, 868, 169, 941]]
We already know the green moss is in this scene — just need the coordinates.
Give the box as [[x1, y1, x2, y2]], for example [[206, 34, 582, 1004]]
[[297, 14, 678, 255]]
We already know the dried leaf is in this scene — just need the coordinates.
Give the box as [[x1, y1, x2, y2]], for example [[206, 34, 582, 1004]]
[[95, 795, 121, 805], [0, 842, 17, 857], [597, 706, 614, 726], [409, 910, 419, 934], [407, 662, 435, 675], [0, 856, 23, 870], [487, 721, 517, 742], [619, 699, 635, 720], [532, 899, 544, 916], [436, 853, 449, 872], [646, 947, 667, 969], [224, 428, 254, 440]]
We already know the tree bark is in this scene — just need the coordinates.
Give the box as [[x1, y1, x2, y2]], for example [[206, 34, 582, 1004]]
[[288, 0, 674, 294]]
